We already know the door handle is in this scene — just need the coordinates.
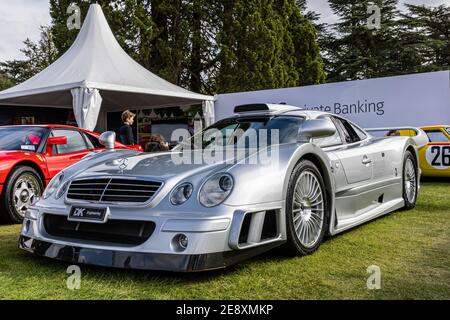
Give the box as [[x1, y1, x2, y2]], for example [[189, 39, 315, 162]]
[[362, 156, 372, 165]]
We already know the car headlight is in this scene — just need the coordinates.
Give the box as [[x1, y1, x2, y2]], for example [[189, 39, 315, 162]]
[[170, 183, 193, 205], [199, 173, 234, 207], [42, 172, 64, 199], [55, 180, 70, 199]]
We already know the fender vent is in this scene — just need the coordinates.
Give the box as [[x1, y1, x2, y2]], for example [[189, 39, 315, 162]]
[[238, 210, 278, 246], [261, 210, 278, 240]]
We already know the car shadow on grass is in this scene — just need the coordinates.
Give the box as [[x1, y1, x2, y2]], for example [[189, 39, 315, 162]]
[[14, 248, 253, 282], [420, 177, 450, 183], [13, 240, 302, 287]]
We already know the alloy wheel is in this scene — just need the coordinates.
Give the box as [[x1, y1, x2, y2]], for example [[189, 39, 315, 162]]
[[13, 173, 41, 217], [404, 158, 417, 204], [292, 170, 325, 248]]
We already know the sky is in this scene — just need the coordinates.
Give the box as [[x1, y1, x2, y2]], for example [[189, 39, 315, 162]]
[[0, 0, 449, 62]]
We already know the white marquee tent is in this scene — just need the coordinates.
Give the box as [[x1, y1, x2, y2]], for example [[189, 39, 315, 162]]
[[0, 4, 214, 131]]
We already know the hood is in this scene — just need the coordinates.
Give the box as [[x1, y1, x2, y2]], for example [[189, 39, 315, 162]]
[[71, 150, 236, 182]]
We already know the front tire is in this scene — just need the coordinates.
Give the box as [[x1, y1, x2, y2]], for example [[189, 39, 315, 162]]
[[0, 166, 43, 224], [402, 150, 418, 210], [282, 160, 330, 256]]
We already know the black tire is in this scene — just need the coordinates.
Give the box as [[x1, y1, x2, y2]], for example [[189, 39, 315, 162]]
[[0, 166, 44, 224], [281, 159, 330, 256], [401, 150, 418, 210]]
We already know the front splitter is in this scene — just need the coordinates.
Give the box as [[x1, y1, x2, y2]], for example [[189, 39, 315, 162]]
[[18, 236, 283, 272]]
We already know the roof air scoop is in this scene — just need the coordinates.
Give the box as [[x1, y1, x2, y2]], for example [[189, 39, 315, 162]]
[[234, 103, 300, 113]]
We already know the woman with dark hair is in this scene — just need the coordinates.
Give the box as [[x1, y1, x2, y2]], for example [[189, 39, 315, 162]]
[[145, 134, 170, 152]]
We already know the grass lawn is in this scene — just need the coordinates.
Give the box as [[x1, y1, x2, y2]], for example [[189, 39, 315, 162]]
[[0, 181, 449, 300]]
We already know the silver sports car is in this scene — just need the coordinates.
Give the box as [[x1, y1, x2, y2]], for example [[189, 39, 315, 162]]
[[19, 104, 428, 271]]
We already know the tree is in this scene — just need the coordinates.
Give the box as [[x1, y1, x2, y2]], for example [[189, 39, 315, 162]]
[[399, 4, 450, 72], [0, 72, 14, 91], [295, 0, 326, 34], [0, 26, 58, 84], [284, 0, 325, 85], [322, 1, 449, 81], [216, 0, 325, 93], [147, 0, 188, 86], [216, 0, 289, 92], [186, 0, 221, 93], [324, 0, 403, 81]]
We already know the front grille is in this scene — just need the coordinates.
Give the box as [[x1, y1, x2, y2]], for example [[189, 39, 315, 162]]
[[67, 178, 162, 203], [43, 214, 155, 245]]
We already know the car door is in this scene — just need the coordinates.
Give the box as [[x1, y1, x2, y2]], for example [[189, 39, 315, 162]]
[[45, 129, 91, 178], [331, 116, 373, 185], [346, 120, 389, 182], [326, 116, 384, 222]]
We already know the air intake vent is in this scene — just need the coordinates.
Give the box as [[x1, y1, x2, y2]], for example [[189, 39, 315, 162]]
[[234, 103, 299, 113], [44, 214, 155, 245], [67, 178, 162, 203]]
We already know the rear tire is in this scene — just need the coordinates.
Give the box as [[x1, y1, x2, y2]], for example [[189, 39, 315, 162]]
[[0, 166, 43, 224], [282, 160, 330, 256], [402, 150, 418, 210]]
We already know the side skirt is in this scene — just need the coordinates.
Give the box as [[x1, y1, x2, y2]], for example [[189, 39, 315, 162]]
[[329, 198, 404, 235]]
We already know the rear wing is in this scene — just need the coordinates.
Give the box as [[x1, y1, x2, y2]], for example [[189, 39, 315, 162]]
[[365, 127, 428, 149]]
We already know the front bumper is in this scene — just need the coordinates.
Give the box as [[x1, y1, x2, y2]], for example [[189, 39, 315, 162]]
[[19, 235, 281, 272], [19, 200, 285, 272]]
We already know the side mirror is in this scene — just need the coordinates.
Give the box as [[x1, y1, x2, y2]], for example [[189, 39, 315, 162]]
[[47, 136, 67, 146], [298, 119, 336, 143], [99, 131, 116, 149]]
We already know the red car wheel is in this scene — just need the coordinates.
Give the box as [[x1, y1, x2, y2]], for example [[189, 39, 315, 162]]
[[0, 166, 43, 224]]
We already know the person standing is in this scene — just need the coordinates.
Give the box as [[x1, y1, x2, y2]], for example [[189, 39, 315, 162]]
[[119, 110, 136, 145]]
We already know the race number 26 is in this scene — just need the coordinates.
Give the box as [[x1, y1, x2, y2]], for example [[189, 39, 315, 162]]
[[428, 146, 450, 168]]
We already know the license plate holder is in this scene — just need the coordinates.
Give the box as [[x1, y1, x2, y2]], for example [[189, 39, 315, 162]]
[[68, 206, 108, 223]]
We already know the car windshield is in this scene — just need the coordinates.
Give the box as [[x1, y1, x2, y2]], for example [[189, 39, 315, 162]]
[[0, 127, 47, 152], [426, 129, 450, 143], [175, 116, 305, 150]]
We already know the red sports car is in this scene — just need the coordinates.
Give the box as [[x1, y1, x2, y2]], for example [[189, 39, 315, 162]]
[[0, 125, 141, 223]]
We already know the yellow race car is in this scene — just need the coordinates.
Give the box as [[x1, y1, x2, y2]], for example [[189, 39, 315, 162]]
[[417, 125, 450, 177], [373, 126, 449, 177]]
